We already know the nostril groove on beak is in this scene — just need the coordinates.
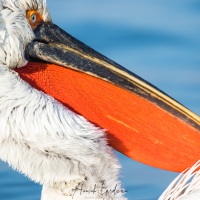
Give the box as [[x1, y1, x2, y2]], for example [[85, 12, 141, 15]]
[[25, 41, 42, 62]]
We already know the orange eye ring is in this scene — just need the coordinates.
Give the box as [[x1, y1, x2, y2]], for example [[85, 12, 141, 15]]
[[26, 10, 43, 29]]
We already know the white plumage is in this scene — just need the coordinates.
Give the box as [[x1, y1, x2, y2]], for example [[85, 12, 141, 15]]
[[159, 161, 200, 200], [0, 0, 200, 200], [0, 0, 126, 199]]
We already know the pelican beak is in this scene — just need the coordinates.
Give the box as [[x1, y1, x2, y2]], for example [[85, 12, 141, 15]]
[[20, 22, 200, 172]]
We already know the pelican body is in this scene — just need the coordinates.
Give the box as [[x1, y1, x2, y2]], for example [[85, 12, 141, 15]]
[[0, 1, 125, 199], [0, 0, 200, 200]]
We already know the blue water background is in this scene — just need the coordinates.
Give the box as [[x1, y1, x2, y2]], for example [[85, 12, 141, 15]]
[[0, 0, 200, 199]]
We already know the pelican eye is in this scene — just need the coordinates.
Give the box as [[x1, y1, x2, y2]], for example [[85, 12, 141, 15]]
[[26, 10, 43, 29]]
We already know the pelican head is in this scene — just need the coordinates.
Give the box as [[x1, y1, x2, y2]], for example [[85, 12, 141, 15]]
[[0, 0, 200, 200], [0, 0, 50, 68]]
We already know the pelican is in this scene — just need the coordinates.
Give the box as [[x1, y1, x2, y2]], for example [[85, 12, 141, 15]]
[[0, 0, 200, 199]]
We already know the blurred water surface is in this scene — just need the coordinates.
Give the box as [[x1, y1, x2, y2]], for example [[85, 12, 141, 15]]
[[0, 0, 200, 199]]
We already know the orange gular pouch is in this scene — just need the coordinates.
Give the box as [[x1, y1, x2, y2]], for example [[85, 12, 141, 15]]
[[15, 62, 200, 173]]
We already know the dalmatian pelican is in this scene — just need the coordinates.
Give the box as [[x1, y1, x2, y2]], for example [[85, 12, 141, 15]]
[[0, 0, 200, 199]]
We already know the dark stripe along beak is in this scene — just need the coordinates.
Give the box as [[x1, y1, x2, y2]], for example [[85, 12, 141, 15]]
[[22, 22, 200, 172]]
